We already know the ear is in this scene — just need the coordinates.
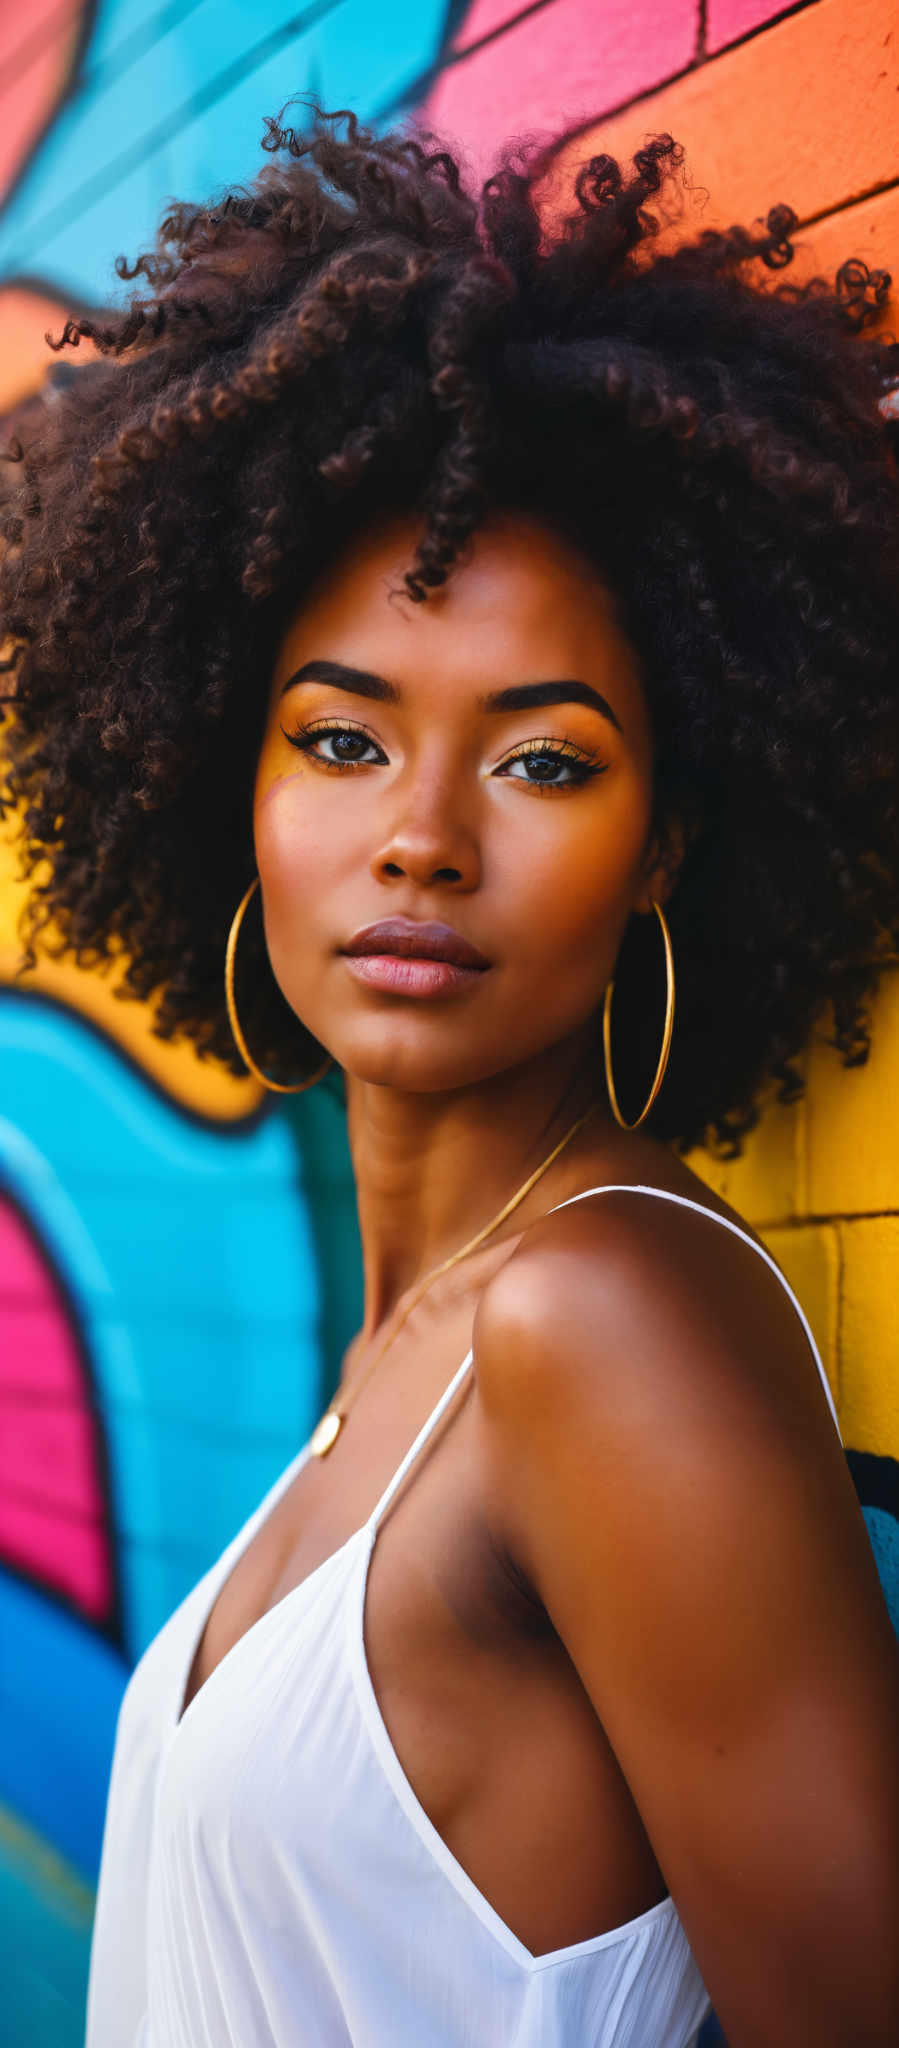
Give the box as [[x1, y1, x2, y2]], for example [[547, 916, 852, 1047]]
[[633, 812, 686, 916]]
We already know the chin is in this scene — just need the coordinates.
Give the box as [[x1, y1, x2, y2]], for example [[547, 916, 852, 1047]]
[[337, 1030, 538, 1096]]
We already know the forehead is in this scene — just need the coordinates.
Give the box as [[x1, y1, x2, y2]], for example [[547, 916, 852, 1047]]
[[272, 511, 648, 728]]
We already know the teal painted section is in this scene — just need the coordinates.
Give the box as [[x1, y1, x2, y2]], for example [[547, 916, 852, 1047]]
[[864, 1506, 899, 1637], [0, 989, 359, 2042], [0, 0, 452, 305], [0, 1805, 93, 2048]]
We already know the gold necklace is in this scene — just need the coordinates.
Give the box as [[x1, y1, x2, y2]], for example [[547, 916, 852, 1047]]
[[309, 1098, 599, 1457]]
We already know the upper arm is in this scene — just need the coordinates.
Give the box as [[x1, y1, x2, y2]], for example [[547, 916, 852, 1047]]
[[473, 1195, 899, 2048]]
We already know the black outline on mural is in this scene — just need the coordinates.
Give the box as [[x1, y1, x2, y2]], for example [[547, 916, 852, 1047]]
[[378, 0, 823, 137], [0, 982, 272, 1135], [0, 0, 100, 231], [847, 1448, 899, 1525], [0, 0, 348, 297]]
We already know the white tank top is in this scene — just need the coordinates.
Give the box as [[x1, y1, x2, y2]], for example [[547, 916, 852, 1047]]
[[86, 1185, 842, 2048]]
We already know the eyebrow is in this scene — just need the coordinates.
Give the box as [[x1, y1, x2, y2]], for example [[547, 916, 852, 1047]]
[[281, 661, 389, 701], [280, 659, 624, 734], [481, 678, 624, 734]]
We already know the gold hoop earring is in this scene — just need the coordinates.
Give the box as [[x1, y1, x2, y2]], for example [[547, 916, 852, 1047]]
[[602, 898, 675, 1131], [224, 877, 334, 1095]]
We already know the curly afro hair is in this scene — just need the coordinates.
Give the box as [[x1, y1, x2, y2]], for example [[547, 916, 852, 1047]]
[[1, 106, 898, 1154]]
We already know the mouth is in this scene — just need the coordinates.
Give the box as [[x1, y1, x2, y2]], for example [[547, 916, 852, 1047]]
[[339, 919, 491, 1000]]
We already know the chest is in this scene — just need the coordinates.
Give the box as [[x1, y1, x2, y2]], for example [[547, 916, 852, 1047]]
[[170, 1342, 667, 1959], [180, 1367, 510, 1723]]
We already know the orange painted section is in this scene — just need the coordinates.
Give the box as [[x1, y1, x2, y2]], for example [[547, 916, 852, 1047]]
[[547, 0, 899, 282], [0, 285, 88, 414]]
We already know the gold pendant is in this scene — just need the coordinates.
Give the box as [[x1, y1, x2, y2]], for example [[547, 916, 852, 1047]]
[[310, 1409, 343, 1458]]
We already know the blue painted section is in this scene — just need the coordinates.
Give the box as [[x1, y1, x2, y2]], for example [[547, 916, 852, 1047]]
[[0, 991, 324, 1662], [0, 991, 360, 2041], [0, 0, 451, 306], [0, 1571, 128, 1878], [0, 8, 434, 2039]]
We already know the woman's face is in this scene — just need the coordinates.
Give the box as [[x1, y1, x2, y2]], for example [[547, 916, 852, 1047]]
[[254, 510, 666, 1094]]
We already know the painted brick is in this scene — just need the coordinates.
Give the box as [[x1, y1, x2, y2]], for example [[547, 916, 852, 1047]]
[[706, 0, 807, 56], [424, 0, 696, 184], [787, 182, 899, 334], [687, 1081, 806, 1228], [690, 980, 899, 1237], [544, 0, 899, 245], [452, 0, 539, 46], [804, 973, 899, 1220], [762, 1222, 840, 1410], [838, 1217, 899, 1456], [0, 821, 259, 1124]]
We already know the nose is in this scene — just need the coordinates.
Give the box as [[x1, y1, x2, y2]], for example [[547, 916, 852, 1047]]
[[370, 768, 481, 891]]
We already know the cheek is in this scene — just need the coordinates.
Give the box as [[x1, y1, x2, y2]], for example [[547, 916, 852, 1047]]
[[505, 776, 652, 952], [252, 779, 337, 983], [255, 774, 329, 888]]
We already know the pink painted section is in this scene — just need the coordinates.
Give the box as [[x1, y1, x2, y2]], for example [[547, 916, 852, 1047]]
[[0, 1197, 112, 1618], [0, 1397, 106, 1515], [0, 1490, 109, 1619], [0, 1200, 58, 1298], [0, 0, 86, 200], [425, 0, 697, 184], [706, 0, 792, 53], [452, 0, 538, 46], [0, 1302, 83, 1395]]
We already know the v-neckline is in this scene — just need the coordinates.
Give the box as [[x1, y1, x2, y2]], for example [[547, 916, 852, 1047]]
[[171, 1347, 476, 1732]]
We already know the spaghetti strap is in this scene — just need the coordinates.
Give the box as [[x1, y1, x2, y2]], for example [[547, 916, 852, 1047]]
[[547, 1183, 842, 1439], [368, 1349, 474, 1532], [365, 1180, 840, 1533]]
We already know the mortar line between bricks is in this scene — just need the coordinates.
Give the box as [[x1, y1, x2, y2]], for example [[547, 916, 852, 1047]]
[[797, 172, 899, 234], [756, 1207, 899, 1230], [835, 1220, 845, 1413], [695, 0, 707, 64], [795, 1086, 809, 1219], [474, 0, 824, 161], [384, 0, 824, 128]]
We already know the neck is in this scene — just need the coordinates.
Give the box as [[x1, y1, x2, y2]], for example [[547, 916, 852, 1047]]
[[343, 1030, 609, 1337]]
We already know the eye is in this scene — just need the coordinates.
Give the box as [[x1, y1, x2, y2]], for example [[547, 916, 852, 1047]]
[[280, 719, 386, 769], [495, 737, 609, 791]]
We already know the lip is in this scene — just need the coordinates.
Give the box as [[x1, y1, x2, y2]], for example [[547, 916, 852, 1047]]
[[341, 919, 491, 971], [340, 917, 491, 1003]]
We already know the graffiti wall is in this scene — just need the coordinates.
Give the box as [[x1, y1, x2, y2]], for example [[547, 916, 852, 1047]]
[[0, 1, 896, 2040]]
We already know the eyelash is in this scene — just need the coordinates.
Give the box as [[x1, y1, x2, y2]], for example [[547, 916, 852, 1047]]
[[495, 733, 610, 786], [282, 720, 387, 770], [279, 719, 609, 792]]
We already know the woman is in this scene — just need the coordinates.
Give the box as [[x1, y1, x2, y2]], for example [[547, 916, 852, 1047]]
[[3, 110, 898, 2048]]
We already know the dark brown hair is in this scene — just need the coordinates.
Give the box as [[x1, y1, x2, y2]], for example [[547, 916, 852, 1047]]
[[2, 107, 898, 1152]]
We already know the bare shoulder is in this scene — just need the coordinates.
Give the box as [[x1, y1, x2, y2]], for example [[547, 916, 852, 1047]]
[[472, 1171, 899, 2043], [473, 1169, 839, 1471]]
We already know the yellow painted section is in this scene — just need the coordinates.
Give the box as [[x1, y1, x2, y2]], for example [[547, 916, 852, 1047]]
[[838, 1217, 899, 1455], [0, 819, 260, 1124], [688, 971, 899, 1460], [760, 1224, 841, 1412], [687, 1081, 807, 1228], [804, 975, 899, 1218]]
